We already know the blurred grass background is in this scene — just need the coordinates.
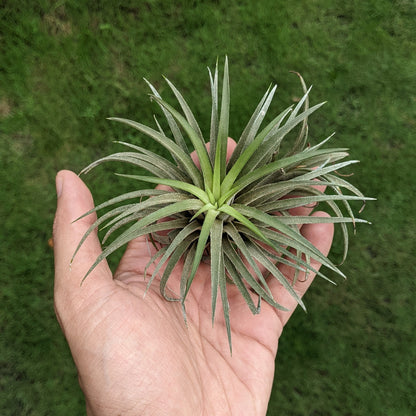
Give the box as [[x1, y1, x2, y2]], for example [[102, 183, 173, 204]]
[[1, 0, 415, 414]]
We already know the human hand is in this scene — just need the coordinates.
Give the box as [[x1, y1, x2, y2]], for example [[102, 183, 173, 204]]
[[53, 147, 333, 415]]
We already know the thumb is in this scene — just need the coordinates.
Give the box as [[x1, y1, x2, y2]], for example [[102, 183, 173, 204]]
[[53, 170, 113, 319]]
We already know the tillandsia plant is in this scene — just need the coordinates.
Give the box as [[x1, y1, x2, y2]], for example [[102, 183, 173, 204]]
[[73, 57, 372, 351]]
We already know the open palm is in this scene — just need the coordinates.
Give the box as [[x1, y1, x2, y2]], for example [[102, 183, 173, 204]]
[[53, 170, 333, 416]]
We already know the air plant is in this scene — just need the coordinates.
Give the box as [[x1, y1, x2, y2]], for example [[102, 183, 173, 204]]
[[73, 57, 372, 351]]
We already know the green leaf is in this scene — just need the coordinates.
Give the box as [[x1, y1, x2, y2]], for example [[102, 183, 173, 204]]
[[184, 209, 219, 297], [219, 148, 349, 205], [233, 204, 345, 276], [324, 173, 368, 202], [224, 223, 273, 297], [72, 203, 138, 264], [240, 101, 327, 175], [115, 173, 211, 205], [223, 256, 261, 314], [234, 106, 293, 176], [219, 251, 232, 354], [217, 56, 230, 180], [114, 141, 190, 182], [80, 151, 183, 181], [150, 96, 213, 191], [228, 85, 277, 167], [236, 224, 336, 284], [180, 243, 197, 321], [210, 218, 223, 324], [108, 117, 203, 188], [81, 199, 203, 282], [212, 57, 230, 199], [148, 221, 201, 291], [190, 203, 217, 221], [288, 84, 311, 122], [73, 189, 168, 222], [218, 204, 271, 245], [222, 238, 285, 309], [286, 75, 310, 155], [246, 240, 306, 311], [220, 88, 288, 195], [208, 61, 219, 164], [257, 194, 375, 213], [97, 192, 190, 233], [143, 78, 189, 153], [159, 235, 199, 301], [234, 179, 340, 206], [163, 75, 204, 143], [102, 215, 187, 246], [144, 245, 168, 290], [297, 160, 361, 181]]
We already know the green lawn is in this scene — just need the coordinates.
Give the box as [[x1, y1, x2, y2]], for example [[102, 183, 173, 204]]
[[1, 1, 415, 414]]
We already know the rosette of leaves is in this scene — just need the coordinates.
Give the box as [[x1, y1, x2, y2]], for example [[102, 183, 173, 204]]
[[73, 58, 372, 350]]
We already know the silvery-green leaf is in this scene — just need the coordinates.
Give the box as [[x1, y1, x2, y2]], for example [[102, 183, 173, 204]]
[[246, 241, 306, 311], [114, 141, 190, 182], [149, 222, 201, 288], [108, 117, 203, 188], [81, 199, 203, 282], [210, 218, 223, 323], [208, 61, 219, 163], [163, 76, 204, 143], [143, 78, 189, 153], [228, 85, 276, 167]]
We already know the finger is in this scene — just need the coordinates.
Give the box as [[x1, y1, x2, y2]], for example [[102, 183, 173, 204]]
[[53, 170, 113, 317], [225, 137, 237, 160], [271, 211, 334, 326], [190, 137, 237, 167]]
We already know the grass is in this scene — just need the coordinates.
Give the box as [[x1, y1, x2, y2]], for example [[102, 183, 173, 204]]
[[1, 0, 415, 414]]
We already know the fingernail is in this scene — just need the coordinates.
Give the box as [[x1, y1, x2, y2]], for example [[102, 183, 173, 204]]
[[56, 173, 63, 197]]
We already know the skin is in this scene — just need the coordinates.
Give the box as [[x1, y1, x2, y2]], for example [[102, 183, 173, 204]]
[[53, 140, 334, 416]]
